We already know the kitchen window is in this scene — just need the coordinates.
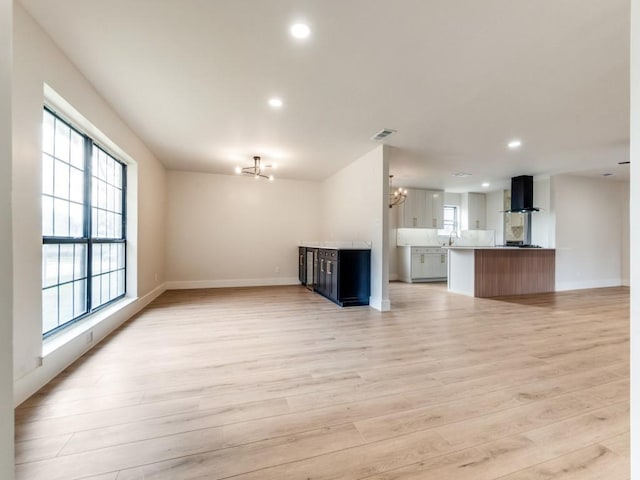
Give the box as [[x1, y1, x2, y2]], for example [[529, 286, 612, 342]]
[[441, 205, 458, 235], [42, 107, 126, 337]]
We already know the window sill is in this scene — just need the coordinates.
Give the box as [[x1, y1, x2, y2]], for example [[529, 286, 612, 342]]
[[42, 296, 136, 357]]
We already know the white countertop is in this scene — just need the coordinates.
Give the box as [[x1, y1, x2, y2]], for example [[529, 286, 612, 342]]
[[299, 241, 372, 250], [446, 246, 555, 250], [397, 244, 445, 248]]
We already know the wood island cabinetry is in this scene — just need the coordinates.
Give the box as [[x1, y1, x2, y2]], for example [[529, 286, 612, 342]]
[[448, 247, 555, 297]]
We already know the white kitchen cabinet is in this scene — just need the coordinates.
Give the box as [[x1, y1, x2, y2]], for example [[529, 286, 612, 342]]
[[399, 188, 428, 227], [398, 246, 447, 283], [410, 253, 425, 278], [462, 192, 486, 230], [427, 190, 444, 229], [398, 188, 444, 228]]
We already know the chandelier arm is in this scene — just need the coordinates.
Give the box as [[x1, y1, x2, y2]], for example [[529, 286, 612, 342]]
[[236, 156, 274, 181]]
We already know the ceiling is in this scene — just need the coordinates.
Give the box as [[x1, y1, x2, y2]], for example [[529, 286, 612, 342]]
[[19, 0, 631, 192]]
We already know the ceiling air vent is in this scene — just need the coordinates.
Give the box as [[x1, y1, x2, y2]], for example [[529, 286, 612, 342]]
[[371, 129, 396, 141]]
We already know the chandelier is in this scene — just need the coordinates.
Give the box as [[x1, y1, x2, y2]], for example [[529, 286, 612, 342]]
[[389, 175, 407, 208], [234, 156, 274, 181]]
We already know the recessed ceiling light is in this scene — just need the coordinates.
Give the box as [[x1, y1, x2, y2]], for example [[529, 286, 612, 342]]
[[602, 173, 614, 177], [268, 98, 283, 108], [290, 23, 311, 39], [618, 161, 630, 165], [507, 139, 522, 149], [481, 182, 490, 188], [452, 172, 472, 178]]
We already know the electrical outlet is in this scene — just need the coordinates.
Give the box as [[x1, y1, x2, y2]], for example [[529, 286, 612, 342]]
[[87, 331, 93, 345], [275, 266, 280, 273], [154, 273, 158, 281]]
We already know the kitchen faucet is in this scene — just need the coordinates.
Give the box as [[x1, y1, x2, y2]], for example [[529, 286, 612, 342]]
[[448, 231, 459, 246]]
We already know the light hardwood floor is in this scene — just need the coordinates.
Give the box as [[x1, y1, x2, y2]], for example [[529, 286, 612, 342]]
[[15, 282, 630, 480]]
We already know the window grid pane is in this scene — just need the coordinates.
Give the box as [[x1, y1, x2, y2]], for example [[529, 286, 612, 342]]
[[42, 108, 126, 336], [91, 145, 124, 241], [91, 242, 125, 309]]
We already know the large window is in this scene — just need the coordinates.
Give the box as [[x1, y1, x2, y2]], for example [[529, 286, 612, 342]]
[[42, 107, 126, 336]]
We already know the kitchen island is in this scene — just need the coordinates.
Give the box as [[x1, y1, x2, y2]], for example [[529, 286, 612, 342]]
[[447, 247, 555, 297]]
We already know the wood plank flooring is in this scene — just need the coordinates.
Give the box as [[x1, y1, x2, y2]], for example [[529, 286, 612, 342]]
[[15, 282, 630, 480]]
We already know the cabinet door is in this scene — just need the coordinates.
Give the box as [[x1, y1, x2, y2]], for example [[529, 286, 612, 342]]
[[298, 247, 306, 284], [430, 191, 444, 229], [307, 249, 316, 288], [411, 253, 423, 279], [439, 252, 448, 277], [467, 193, 486, 230], [400, 189, 427, 227], [317, 251, 327, 295], [327, 257, 338, 300], [423, 254, 441, 278]]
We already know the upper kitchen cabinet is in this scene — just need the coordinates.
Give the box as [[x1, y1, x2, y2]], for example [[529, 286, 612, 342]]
[[399, 188, 444, 228], [399, 188, 427, 227], [427, 190, 444, 229], [461, 192, 486, 230]]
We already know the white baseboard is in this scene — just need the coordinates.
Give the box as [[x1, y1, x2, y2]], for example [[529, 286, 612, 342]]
[[369, 296, 391, 312], [14, 283, 167, 406], [555, 278, 624, 292], [166, 277, 300, 290]]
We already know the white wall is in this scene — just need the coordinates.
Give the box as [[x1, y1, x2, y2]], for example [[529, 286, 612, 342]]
[[166, 171, 322, 288], [532, 176, 554, 248], [485, 190, 504, 245], [443, 192, 461, 208], [321, 146, 389, 310], [630, 0, 639, 475], [12, 5, 167, 404], [622, 181, 630, 287], [388, 205, 399, 280], [0, 0, 14, 476], [551, 175, 626, 291], [460, 193, 470, 231]]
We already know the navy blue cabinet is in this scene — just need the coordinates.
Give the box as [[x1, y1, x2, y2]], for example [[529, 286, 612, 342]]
[[300, 247, 370, 307]]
